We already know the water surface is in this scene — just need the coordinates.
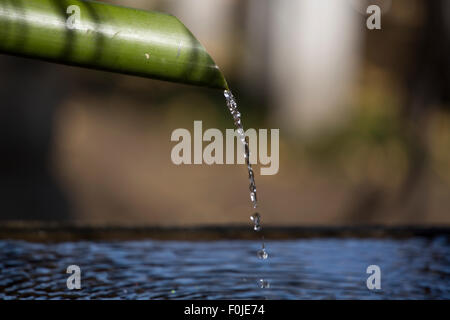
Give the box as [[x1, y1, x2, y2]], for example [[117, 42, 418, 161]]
[[0, 237, 449, 299]]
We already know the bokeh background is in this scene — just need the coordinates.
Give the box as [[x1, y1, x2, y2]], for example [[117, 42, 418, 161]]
[[0, 0, 449, 227]]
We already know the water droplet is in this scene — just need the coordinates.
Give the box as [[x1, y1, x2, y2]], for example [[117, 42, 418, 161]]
[[236, 128, 246, 145], [224, 90, 232, 99], [250, 192, 257, 206], [250, 212, 260, 224], [257, 248, 268, 260], [258, 279, 270, 289], [250, 212, 261, 231]]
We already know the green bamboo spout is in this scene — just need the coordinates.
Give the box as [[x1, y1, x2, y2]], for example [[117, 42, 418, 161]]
[[0, 0, 228, 90]]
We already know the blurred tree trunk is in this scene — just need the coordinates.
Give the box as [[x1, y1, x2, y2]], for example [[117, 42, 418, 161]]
[[399, 0, 450, 210], [0, 56, 70, 221]]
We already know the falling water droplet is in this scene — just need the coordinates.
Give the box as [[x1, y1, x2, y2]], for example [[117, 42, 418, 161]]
[[236, 128, 246, 145], [250, 212, 261, 231], [250, 193, 257, 207], [258, 279, 270, 289], [250, 212, 260, 223], [257, 247, 268, 260]]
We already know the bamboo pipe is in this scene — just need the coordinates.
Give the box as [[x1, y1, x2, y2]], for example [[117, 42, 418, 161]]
[[0, 0, 228, 90]]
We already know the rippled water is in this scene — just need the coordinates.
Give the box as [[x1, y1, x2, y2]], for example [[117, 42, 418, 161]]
[[0, 237, 449, 299]]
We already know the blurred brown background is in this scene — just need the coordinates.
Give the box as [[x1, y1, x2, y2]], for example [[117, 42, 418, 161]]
[[0, 0, 449, 227]]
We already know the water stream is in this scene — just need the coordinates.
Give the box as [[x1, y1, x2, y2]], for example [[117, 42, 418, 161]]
[[224, 90, 269, 288]]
